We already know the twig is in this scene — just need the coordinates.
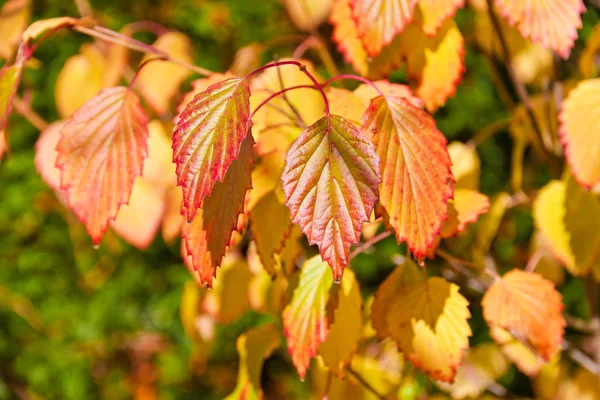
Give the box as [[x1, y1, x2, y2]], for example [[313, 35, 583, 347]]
[[565, 342, 600, 376], [347, 366, 389, 400], [349, 231, 392, 260], [12, 97, 48, 131], [274, 56, 307, 129], [468, 118, 510, 147]]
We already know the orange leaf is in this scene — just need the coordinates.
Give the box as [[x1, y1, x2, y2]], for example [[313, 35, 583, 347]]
[[350, 0, 419, 57], [56, 87, 149, 244], [362, 96, 453, 259], [281, 115, 381, 281], [330, 0, 369, 76], [283, 255, 334, 379], [494, 0, 585, 59], [482, 269, 566, 361], [417, 0, 464, 35], [173, 77, 251, 222], [559, 78, 600, 189], [441, 189, 490, 238], [182, 137, 254, 286]]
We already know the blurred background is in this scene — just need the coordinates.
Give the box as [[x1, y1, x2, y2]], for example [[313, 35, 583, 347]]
[[1, 0, 599, 399]]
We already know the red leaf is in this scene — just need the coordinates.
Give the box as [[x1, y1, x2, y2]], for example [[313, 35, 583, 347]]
[[362, 96, 453, 259], [281, 115, 381, 281], [173, 77, 251, 222], [56, 87, 149, 244]]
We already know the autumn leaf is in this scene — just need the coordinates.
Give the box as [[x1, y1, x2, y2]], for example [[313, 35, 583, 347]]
[[489, 326, 545, 376], [225, 323, 281, 400], [281, 115, 381, 281], [362, 95, 453, 260], [283, 255, 334, 379], [417, 0, 464, 35], [441, 189, 490, 238], [246, 150, 286, 211], [176, 72, 234, 120], [284, 0, 333, 31], [559, 78, 600, 189], [34, 120, 67, 192], [371, 259, 472, 382], [173, 77, 251, 222], [250, 191, 292, 277], [137, 32, 193, 114], [350, 0, 419, 57], [447, 141, 480, 190], [205, 254, 253, 323], [482, 269, 566, 361], [494, 0, 585, 59], [354, 80, 422, 107], [319, 269, 362, 375], [21, 16, 79, 43], [183, 137, 254, 286], [0, 0, 30, 60], [55, 87, 149, 244], [0, 62, 24, 134], [579, 23, 600, 78]]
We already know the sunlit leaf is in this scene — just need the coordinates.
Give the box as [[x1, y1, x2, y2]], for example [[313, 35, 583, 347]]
[[441, 189, 490, 238], [350, 0, 419, 57], [372, 259, 472, 382], [556, 368, 600, 399], [319, 269, 362, 375], [559, 78, 600, 189], [362, 95, 453, 259], [56, 87, 149, 244], [533, 354, 561, 399], [21, 16, 78, 43], [34, 120, 67, 191], [417, 0, 464, 35], [176, 72, 235, 121], [0, 62, 23, 134], [205, 254, 253, 323], [173, 77, 251, 222], [276, 224, 304, 276], [400, 20, 465, 111], [284, 0, 333, 31], [438, 343, 508, 399], [447, 141, 480, 190], [246, 150, 285, 211], [183, 137, 254, 286], [354, 80, 422, 107], [281, 115, 380, 281], [482, 269, 565, 361], [55, 43, 106, 118], [137, 32, 193, 114], [533, 178, 600, 276], [250, 191, 293, 277], [489, 326, 545, 376], [327, 87, 366, 128], [330, 0, 369, 76], [494, 0, 585, 59], [0, 0, 30, 60], [230, 43, 264, 77], [283, 255, 334, 379]]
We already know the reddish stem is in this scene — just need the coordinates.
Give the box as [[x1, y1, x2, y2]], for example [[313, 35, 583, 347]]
[[245, 60, 330, 116], [128, 57, 167, 89], [322, 74, 385, 97], [250, 84, 317, 120]]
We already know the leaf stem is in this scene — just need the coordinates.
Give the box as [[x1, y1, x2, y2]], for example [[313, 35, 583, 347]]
[[274, 57, 307, 128], [13, 97, 49, 131], [349, 230, 392, 260], [347, 366, 389, 400], [250, 85, 317, 120], [245, 60, 330, 117], [322, 74, 385, 97]]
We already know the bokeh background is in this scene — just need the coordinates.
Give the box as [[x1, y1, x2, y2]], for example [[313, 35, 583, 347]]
[[1, 1, 600, 399]]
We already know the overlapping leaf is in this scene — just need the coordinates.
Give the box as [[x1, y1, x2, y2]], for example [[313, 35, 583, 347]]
[[281, 115, 381, 281], [441, 189, 490, 238], [362, 95, 453, 259], [225, 323, 281, 400], [489, 326, 545, 376], [482, 269, 565, 361], [173, 77, 251, 222], [371, 259, 472, 382], [56, 87, 149, 244], [417, 0, 464, 35], [283, 256, 334, 379], [559, 78, 600, 189], [350, 0, 419, 56], [494, 0, 585, 59]]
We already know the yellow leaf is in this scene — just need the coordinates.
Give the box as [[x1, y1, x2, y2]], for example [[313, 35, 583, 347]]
[[246, 150, 286, 211], [533, 178, 600, 276], [447, 141, 480, 190], [489, 326, 545, 376], [275, 224, 304, 276], [354, 80, 422, 108], [137, 32, 193, 114], [417, 0, 464, 35], [556, 368, 600, 400], [284, 0, 333, 31], [55, 44, 106, 118], [21, 16, 78, 42], [559, 78, 600, 188], [0, 0, 30, 60], [161, 185, 184, 244], [533, 354, 562, 399], [327, 87, 366, 128], [372, 259, 472, 382], [330, 0, 369, 76], [319, 269, 362, 375], [483, 269, 565, 361], [230, 43, 264, 77], [438, 343, 508, 399], [441, 189, 490, 238], [579, 22, 600, 78], [225, 323, 281, 400], [179, 281, 205, 341], [205, 254, 253, 323], [0, 61, 24, 134]]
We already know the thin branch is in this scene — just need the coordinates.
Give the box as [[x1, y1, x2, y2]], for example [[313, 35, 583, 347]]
[[274, 56, 307, 128], [292, 35, 340, 77], [250, 84, 316, 120], [468, 118, 510, 147], [347, 366, 388, 400], [12, 97, 49, 131], [349, 231, 392, 260], [565, 341, 600, 376]]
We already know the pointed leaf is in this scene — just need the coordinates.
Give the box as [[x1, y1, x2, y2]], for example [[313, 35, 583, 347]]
[[173, 77, 251, 222], [494, 0, 585, 58], [482, 269, 566, 361], [0, 62, 23, 134], [225, 323, 281, 400], [441, 189, 490, 238], [283, 255, 334, 379], [417, 0, 464, 35], [281, 115, 381, 281], [350, 0, 419, 57], [176, 72, 234, 120], [206, 255, 253, 323], [362, 95, 453, 259], [371, 260, 472, 382], [559, 78, 600, 189], [56, 87, 149, 244]]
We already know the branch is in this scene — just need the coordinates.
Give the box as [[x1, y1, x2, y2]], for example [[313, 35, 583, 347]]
[[349, 230, 392, 260]]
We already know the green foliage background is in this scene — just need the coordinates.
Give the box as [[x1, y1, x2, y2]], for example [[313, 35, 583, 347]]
[[0, 1, 598, 399]]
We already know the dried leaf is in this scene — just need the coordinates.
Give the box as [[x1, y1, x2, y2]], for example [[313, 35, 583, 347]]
[[281, 115, 381, 281], [362, 95, 453, 259], [173, 77, 251, 222], [283, 255, 334, 379], [482, 269, 566, 361], [56, 87, 149, 244]]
